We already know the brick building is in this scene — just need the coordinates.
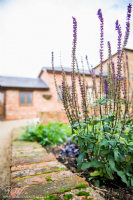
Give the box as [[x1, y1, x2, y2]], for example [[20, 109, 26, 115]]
[[0, 48, 132, 123], [0, 67, 106, 123]]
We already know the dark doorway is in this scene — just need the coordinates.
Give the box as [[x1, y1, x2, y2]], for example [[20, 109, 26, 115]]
[[0, 91, 5, 120]]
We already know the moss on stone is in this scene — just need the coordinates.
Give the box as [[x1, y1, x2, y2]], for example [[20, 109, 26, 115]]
[[43, 194, 59, 200], [76, 191, 90, 197], [56, 168, 62, 172], [76, 183, 87, 189], [33, 198, 41, 200], [60, 188, 71, 193], [64, 194, 73, 200], [46, 176, 52, 182]]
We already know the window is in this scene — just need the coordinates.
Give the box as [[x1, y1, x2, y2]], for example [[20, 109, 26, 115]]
[[20, 92, 32, 105], [58, 87, 62, 102]]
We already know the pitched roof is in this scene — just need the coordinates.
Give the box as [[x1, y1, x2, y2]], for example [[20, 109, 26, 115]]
[[94, 48, 133, 69], [0, 76, 49, 89], [40, 66, 107, 77]]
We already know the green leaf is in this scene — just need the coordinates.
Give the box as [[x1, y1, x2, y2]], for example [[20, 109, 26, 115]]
[[99, 149, 110, 155], [108, 139, 116, 147], [80, 123, 87, 127], [90, 171, 101, 177], [119, 154, 126, 162], [116, 170, 127, 184], [100, 100, 107, 105], [104, 125, 111, 132], [91, 160, 102, 168], [91, 120, 99, 125], [77, 162, 82, 171], [73, 122, 80, 128], [87, 143, 94, 149], [105, 116, 114, 122], [95, 180, 100, 187], [91, 103, 97, 107], [78, 152, 85, 164], [131, 178, 133, 186], [105, 164, 114, 180], [108, 155, 115, 170], [88, 177, 94, 181], [114, 149, 119, 162], [98, 138, 108, 147], [78, 137, 84, 150], [128, 142, 133, 146], [81, 162, 92, 170]]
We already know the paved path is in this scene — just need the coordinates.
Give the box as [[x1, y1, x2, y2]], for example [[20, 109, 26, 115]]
[[9, 140, 105, 200], [0, 119, 36, 189]]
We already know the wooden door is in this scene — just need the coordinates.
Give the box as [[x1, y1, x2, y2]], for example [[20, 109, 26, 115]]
[[0, 91, 5, 120]]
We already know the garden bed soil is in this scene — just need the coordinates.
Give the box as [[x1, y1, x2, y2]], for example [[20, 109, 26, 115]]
[[45, 144, 133, 200]]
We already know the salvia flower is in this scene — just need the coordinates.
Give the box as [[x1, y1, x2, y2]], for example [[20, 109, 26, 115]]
[[97, 8, 104, 99], [123, 3, 132, 48], [104, 78, 109, 99]]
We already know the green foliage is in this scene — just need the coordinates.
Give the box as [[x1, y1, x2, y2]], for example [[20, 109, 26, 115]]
[[64, 194, 73, 200], [75, 118, 133, 186], [76, 183, 87, 189], [19, 121, 67, 146]]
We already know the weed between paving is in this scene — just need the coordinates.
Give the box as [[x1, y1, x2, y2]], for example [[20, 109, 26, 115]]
[[45, 144, 133, 200]]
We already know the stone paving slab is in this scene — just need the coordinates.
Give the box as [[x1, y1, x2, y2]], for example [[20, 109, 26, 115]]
[[11, 170, 75, 188], [11, 161, 63, 172], [10, 139, 105, 200], [12, 153, 56, 166], [12, 148, 47, 156], [10, 176, 88, 198], [12, 141, 42, 148], [11, 165, 67, 179]]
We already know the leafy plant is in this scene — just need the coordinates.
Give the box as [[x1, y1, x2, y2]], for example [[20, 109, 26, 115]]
[[52, 3, 133, 187], [19, 121, 67, 146]]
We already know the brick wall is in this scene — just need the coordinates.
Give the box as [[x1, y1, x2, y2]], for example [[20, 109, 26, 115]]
[[4, 70, 100, 123]]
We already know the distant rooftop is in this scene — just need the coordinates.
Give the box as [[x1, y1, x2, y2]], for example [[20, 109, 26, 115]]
[[0, 76, 49, 89], [40, 67, 107, 77]]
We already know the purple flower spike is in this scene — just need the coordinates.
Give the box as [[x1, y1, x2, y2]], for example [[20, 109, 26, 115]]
[[123, 3, 132, 47], [97, 8, 104, 99], [72, 16, 77, 48], [97, 9, 103, 22], [104, 78, 109, 99], [86, 55, 90, 70]]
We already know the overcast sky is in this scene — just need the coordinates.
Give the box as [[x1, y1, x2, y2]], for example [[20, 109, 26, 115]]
[[0, 0, 133, 78]]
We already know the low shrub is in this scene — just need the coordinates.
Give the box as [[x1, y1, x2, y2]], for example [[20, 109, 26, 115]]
[[19, 121, 67, 146]]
